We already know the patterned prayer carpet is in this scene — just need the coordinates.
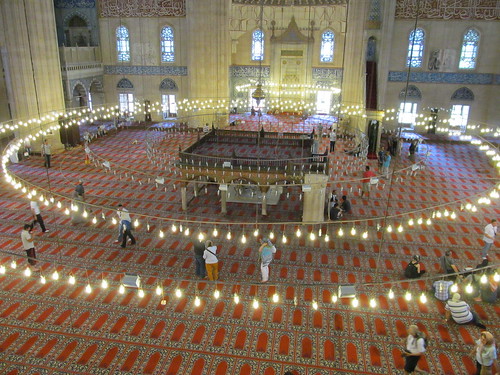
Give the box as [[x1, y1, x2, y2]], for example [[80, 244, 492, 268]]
[[0, 120, 498, 375]]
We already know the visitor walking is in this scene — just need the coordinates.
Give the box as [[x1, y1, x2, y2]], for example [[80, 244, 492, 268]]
[[193, 238, 207, 278], [41, 139, 51, 168], [114, 204, 131, 244], [361, 165, 376, 198], [481, 219, 497, 259], [21, 223, 39, 271], [203, 240, 218, 281], [382, 150, 391, 178], [401, 324, 427, 374], [258, 238, 276, 283], [329, 129, 336, 152], [471, 331, 499, 375], [30, 199, 49, 233]]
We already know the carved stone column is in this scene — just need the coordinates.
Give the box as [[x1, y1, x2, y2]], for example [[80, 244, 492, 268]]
[[341, 0, 370, 130], [302, 174, 329, 223], [0, 0, 65, 149], [181, 183, 188, 211]]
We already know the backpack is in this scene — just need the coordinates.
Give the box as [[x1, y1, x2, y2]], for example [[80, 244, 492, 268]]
[[415, 332, 428, 351], [260, 245, 275, 266], [404, 262, 419, 278]]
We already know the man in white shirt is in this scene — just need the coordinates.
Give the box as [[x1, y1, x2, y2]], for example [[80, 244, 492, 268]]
[[30, 200, 49, 233], [481, 219, 497, 259], [21, 223, 39, 270], [402, 325, 426, 374]]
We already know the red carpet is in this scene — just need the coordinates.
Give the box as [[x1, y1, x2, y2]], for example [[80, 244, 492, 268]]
[[0, 120, 498, 374]]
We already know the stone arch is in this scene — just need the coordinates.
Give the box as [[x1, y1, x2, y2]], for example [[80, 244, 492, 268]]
[[72, 82, 87, 108], [63, 11, 91, 28], [117, 78, 134, 89], [160, 78, 178, 91], [451, 87, 474, 101], [399, 85, 422, 100]]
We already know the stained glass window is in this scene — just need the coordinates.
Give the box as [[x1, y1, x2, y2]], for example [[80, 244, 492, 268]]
[[406, 28, 425, 68], [459, 29, 479, 69], [161, 26, 175, 62], [320, 31, 335, 63], [252, 29, 264, 61], [116, 26, 130, 62]]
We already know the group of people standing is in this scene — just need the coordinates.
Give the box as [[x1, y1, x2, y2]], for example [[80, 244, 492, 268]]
[[192, 237, 276, 283]]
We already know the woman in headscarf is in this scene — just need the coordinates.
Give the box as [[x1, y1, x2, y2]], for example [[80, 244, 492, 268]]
[[472, 331, 499, 375]]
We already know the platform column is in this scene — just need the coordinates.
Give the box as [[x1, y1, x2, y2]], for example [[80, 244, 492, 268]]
[[181, 183, 188, 211]]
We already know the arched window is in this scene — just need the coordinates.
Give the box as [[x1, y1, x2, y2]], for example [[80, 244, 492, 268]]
[[161, 26, 175, 62], [116, 26, 130, 62], [251, 29, 264, 61], [406, 28, 425, 68], [459, 29, 479, 69], [320, 30, 335, 63]]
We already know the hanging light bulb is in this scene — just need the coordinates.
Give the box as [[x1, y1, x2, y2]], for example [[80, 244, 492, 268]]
[[324, 233, 330, 242], [450, 283, 458, 293], [64, 208, 70, 215], [226, 231, 232, 240], [101, 279, 108, 289], [465, 284, 473, 294], [318, 228, 322, 237], [443, 210, 449, 217], [309, 232, 316, 241], [85, 283, 92, 294], [194, 296, 201, 306], [419, 293, 428, 303], [388, 289, 395, 299], [69, 275, 76, 285], [83, 210, 88, 218], [480, 274, 488, 284], [351, 298, 359, 307], [40, 275, 46, 284], [134, 219, 139, 228], [24, 267, 32, 277], [408, 218, 414, 226], [296, 228, 301, 237], [11, 261, 17, 269], [405, 291, 412, 301], [57, 201, 62, 209], [175, 288, 182, 298], [312, 301, 318, 310], [387, 225, 393, 233], [214, 290, 220, 299], [111, 217, 117, 225], [92, 216, 97, 224], [269, 231, 275, 240], [171, 224, 177, 232], [362, 231, 368, 239], [350, 227, 356, 236], [436, 211, 442, 218], [331, 294, 338, 303], [426, 218, 432, 225], [52, 270, 59, 280], [369, 298, 377, 308], [233, 293, 240, 304], [282, 234, 287, 243], [417, 218, 423, 225], [338, 228, 344, 236], [213, 227, 218, 237], [253, 228, 259, 237], [493, 273, 499, 282], [179, 224, 183, 232], [397, 225, 403, 233], [272, 293, 279, 303], [450, 212, 456, 219], [252, 298, 259, 309], [156, 285, 163, 295], [471, 205, 477, 212], [241, 234, 247, 244], [465, 203, 472, 210], [138, 289, 145, 298], [184, 227, 190, 236], [0, 265, 5, 274], [119, 284, 125, 294]]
